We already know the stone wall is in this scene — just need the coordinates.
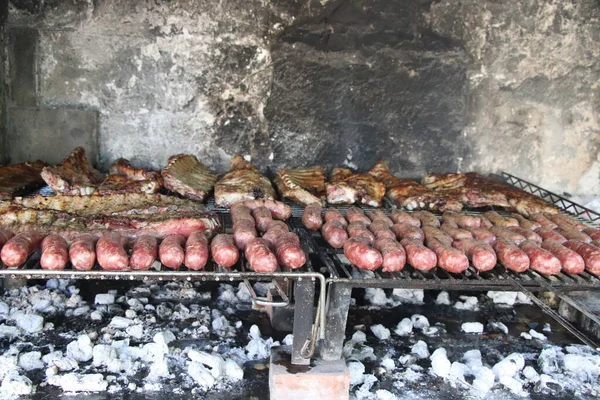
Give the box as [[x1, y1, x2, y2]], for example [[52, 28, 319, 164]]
[[5, 0, 600, 198]]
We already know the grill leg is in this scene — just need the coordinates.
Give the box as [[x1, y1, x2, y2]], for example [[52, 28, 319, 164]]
[[291, 278, 316, 365], [319, 283, 352, 361]]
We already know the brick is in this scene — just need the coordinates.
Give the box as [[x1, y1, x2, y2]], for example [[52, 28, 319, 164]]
[[8, 27, 38, 107], [269, 347, 349, 400]]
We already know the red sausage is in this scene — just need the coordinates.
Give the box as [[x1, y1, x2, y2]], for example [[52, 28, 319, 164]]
[[159, 234, 186, 269], [545, 213, 587, 231], [464, 227, 496, 245], [40, 235, 69, 270], [583, 228, 600, 241], [400, 238, 437, 271], [479, 217, 493, 229], [275, 232, 306, 269], [346, 207, 371, 225], [391, 223, 424, 242], [440, 223, 473, 240], [211, 234, 239, 268], [484, 211, 519, 227], [423, 226, 453, 246], [374, 238, 406, 272], [69, 234, 98, 271], [231, 204, 254, 224], [233, 219, 257, 251], [347, 221, 375, 245], [519, 240, 561, 275], [321, 221, 348, 249], [302, 202, 323, 231], [443, 212, 481, 228], [369, 221, 397, 240], [412, 211, 440, 227], [324, 208, 348, 227], [536, 227, 567, 243], [185, 232, 209, 270], [343, 237, 383, 271], [1, 232, 44, 268], [556, 227, 592, 243], [367, 210, 393, 227], [489, 226, 526, 245], [510, 214, 541, 230], [252, 206, 273, 233], [493, 237, 530, 273], [263, 224, 289, 252], [96, 232, 129, 271], [262, 200, 292, 220], [453, 238, 497, 272], [130, 235, 158, 270], [529, 213, 558, 230], [0, 231, 15, 249], [245, 238, 278, 272], [564, 241, 600, 275], [427, 237, 469, 273], [390, 211, 420, 227], [507, 226, 542, 243], [541, 240, 585, 274]]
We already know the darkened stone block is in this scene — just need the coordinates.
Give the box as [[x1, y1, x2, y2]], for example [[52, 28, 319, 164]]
[[8, 27, 38, 107], [7, 107, 98, 166]]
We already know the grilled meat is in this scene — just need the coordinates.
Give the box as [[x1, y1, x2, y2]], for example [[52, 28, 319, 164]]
[[326, 168, 386, 207], [41, 147, 105, 195], [274, 166, 326, 205], [368, 160, 462, 211], [161, 154, 218, 201], [98, 159, 163, 195], [421, 172, 557, 216], [0, 161, 48, 199], [214, 156, 276, 207]]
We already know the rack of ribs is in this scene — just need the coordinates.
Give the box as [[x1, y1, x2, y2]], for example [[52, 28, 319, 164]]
[[274, 166, 326, 205], [40, 147, 105, 195], [214, 156, 276, 207], [326, 167, 386, 207]]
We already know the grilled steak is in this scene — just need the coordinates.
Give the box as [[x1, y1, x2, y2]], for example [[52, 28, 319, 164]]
[[41, 147, 105, 195], [214, 156, 276, 207], [421, 172, 557, 216], [368, 160, 462, 212], [326, 168, 386, 207], [161, 154, 219, 201], [97, 159, 163, 195], [0, 161, 48, 200], [274, 167, 326, 205]]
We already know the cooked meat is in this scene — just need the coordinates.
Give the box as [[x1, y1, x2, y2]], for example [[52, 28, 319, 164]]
[[368, 160, 462, 212], [0, 161, 48, 200], [41, 147, 105, 195], [274, 167, 326, 206], [326, 167, 386, 207], [421, 172, 557, 216], [98, 159, 163, 195], [214, 156, 276, 207], [161, 154, 218, 201]]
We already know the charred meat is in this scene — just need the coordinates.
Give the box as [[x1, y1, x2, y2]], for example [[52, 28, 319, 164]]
[[161, 154, 218, 201], [326, 168, 386, 207], [274, 166, 326, 205], [0, 161, 48, 199], [97, 159, 163, 195], [41, 147, 105, 195], [214, 156, 276, 207]]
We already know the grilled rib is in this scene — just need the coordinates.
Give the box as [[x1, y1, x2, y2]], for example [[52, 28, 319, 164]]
[[326, 167, 386, 207], [0, 161, 48, 200], [41, 147, 105, 195], [97, 158, 163, 195], [214, 156, 276, 207], [161, 154, 219, 201], [274, 166, 326, 205]]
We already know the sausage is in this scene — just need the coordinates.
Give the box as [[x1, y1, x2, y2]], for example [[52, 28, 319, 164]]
[[412, 211, 440, 227], [69, 234, 98, 271], [252, 206, 273, 233], [243, 199, 292, 220], [564, 241, 600, 275], [324, 208, 348, 227], [390, 211, 420, 227], [263, 224, 288, 252], [484, 211, 519, 227], [443, 212, 481, 228], [233, 219, 257, 251], [0, 231, 15, 249], [130, 235, 158, 270], [231, 204, 254, 224], [368, 221, 397, 240], [510, 214, 541, 230], [347, 221, 375, 245], [423, 226, 453, 246], [453, 238, 497, 272], [245, 238, 278, 272], [159, 234, 186, 269], [1, 232, 45, 268], [507, 226, 542, 243], [373, 238, 406, 272], [211, 234, 239, 268], [535, 227, 567, 243], [529, 213, 558, 230], [40, 234, 69, 270], [493, 237, 530, 273], [440, 223, 473, 240], [96, 232, 129, 271], [302, 202, 323, 231], [489, 226, 526, 245], [343, 237, 383, 271], [427, 237, 469, 273], [400, 238, 437, 271], [321, 221, 348, 248], [391, 223, 425, 242], [541, 240, 585, 274], [556, 227, 592, 243], [479, 216, 493, 229], [275, 232, 306, 269], [519, 240, 561, 275], [366, 210, 393, 227], [346, 207, 371, 225], [464, 227, 496, 245], [545, 213, 587, 231], [583, 228, 600, 241], [184, 231, 209, 270]]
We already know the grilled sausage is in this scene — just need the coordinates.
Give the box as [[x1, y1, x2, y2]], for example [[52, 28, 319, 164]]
[[412, 211, 440, 227], [563, 241, 600, 275], [489, 226, 526, 245], [440, 223, 473, 241], [252, 206, 273, 233], [96, 232, 129, 271], [391, 223, 424, 242], [541, 240, 585, 274], [453, 238, 497, 272], [211, 234, 239, 268], [0, 231, 15, 249], [507, 226, 542, 243], [185, 231, 209, 270], [556, 227, 592, 243], [423, 226, 453, 246], [493, 237, 530, 273], [347, 221, 375, 245], [400, 238, 437, 271], [583, 228, 600, 241], [529, 213, 558, 230], [343, 237, 383, 271], [324, 208, 348, 227], [484, 211, 519, 228], [443, 212, 481, 228], [233, 219, 257, 251], [464, 227, 496, 245], [479, 216, 494, 229], [40, 234, 69, 270], [1, 232, 44, 268], [130, 235, 158, 271], [246, 238, 278, 272], [69, 234, 98, 271], [536, 227, 567, 243], [510, 214, 541, 231], [263, 224, 289, 252], [346, 207, 371, 225], [302, 202, 323, 231], [545, 213, 587, 231], [427, 237, 469, 273], [275, 232, 306, 269], [243, 199, 292, 220], [159, 234, 186, 269], [368, 221, 397, 240], [231, 204, 254, 224], [390, 211, 420, 227], [374, 238, 406, 272], [367, 210, 393, 227], [519, 240, 561, 275], [321, 221, 348, 249]]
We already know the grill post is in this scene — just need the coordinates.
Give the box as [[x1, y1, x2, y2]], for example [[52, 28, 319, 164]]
[[319, 282, 352, 361], [291, 277, 316, 365]]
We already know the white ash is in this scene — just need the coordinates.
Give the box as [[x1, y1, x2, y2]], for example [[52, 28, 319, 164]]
[[492, 353, 525, 379], [355, 374, 378, 399], [430, 348, 451, 378], [435, 291, 451, 305], [461, 322, 484, 334], [453, 296, 479, 311], [521, 332, 533, 340], [95, 293, 115, 305], [529, 329, 547, 341], [370, 324, 391, 340], [48, 373, 108, 393], [13, 313, 44, 334], [364, 288, 393, 307], [352, 330, 367, 343], [543, 323, 552, 332], [18, 351, 44, 371], [499, 375, 527, 396], [487, 321, 509, 334], [245, 325, 278, 360], [411, 340, 429, 359], [380, 357, 395, 371], [376, 389, 397, 400], [391, 289, 424, 305], [410, 314, 430, 330], [394, 318, 413, 336], [348, 359, 366, 386], [487, 291, 533, 305], [66, 334, 94, 362]]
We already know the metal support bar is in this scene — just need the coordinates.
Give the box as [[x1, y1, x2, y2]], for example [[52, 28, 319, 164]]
[[291, 277, 316, 365], [319, 282, 353, 361]]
